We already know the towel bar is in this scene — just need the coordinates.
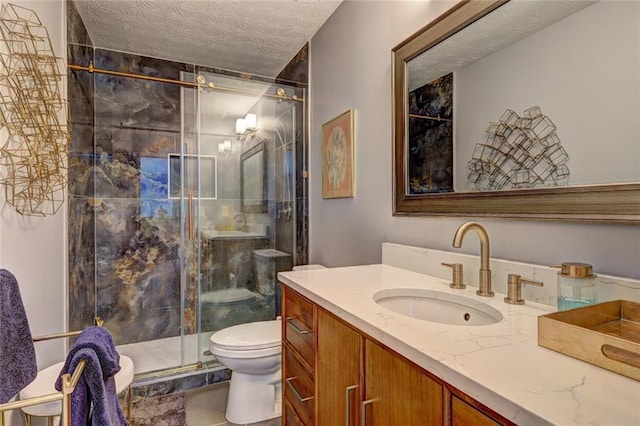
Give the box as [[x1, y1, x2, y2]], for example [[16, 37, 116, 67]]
[[0, 359, 85, 426], [20, 356, 134, 426], [0, 317, 133, 426]]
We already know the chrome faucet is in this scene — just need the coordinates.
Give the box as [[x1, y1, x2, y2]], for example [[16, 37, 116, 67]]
[[452, 222, 494, 297]]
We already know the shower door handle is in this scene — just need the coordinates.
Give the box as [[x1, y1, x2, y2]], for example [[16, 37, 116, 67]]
[[187, 191, 194, 241]]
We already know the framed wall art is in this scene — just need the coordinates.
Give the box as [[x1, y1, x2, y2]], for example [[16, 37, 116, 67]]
[[322, 109, 355, 199]]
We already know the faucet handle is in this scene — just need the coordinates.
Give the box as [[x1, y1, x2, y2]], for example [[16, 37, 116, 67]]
[[441, 262, 466, 289], [504, 274, 544, 305]]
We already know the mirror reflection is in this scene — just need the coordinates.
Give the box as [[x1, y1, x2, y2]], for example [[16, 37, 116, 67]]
[[168, 154, 217, 199], [241, 141, 267, 213], [405, 0, 639, 195]]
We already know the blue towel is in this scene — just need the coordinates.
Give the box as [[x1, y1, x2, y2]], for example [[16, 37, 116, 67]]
[[0, 269, 37, 403], [55, 326, 127, 426]]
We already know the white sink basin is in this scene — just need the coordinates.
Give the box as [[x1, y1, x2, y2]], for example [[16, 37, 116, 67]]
[[373, 288, 503, 326]]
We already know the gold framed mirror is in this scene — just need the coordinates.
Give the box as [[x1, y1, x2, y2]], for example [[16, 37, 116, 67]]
[[392, 0, 640, 223]]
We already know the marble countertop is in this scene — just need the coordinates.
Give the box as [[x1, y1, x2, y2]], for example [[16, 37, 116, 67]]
[[278, 265, 640, 426]]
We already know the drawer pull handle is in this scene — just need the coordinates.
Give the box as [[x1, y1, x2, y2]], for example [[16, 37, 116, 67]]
[[286, 317, 313, 335], [345, 384, 358, 426], [601, 344, 640, 368], [286, 377, 313, 403], [361, 399, 374, 426]]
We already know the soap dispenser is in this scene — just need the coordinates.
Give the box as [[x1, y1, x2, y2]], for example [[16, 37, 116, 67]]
[[552, 262, 597, 311]]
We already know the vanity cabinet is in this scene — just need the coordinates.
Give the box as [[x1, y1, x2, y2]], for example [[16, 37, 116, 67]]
[[450, 395, 501, 426], [364, 338, 443, 424], [282, 286, 513, 426], [316, 308, 361, 425], [282, 287, 315, 425]]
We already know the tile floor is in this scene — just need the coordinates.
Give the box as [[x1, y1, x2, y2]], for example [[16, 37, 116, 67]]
[[185, 382, 281, 426]]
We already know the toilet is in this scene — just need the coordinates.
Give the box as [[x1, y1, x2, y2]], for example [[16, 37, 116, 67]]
[[209, 319, 282, 424], [209, 264, 325, 424]]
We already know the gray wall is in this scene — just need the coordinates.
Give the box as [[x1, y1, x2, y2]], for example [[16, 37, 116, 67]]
[[454, 1, 638, 188], [309, 1, 640, 279]]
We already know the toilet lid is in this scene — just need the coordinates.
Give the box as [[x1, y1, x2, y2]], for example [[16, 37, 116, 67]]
[[210, 319, 281, 351]]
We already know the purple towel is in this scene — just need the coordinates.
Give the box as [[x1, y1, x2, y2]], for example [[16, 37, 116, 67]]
[[0, 269, 37, 403], [55, 326, 127, 426]]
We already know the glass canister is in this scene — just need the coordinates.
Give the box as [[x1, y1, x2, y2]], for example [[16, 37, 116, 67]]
[[552, 262, 597, 311]]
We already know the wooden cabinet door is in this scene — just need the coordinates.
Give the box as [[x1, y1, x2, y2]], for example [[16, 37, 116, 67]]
[[364, 339, 443, 426], [317, 309, 363, 426], [451, 396, 501, 426], [284, 400, 306, 426]]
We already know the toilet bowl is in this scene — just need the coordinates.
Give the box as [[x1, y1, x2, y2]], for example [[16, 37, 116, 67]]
[[210, 319, 282, 424]]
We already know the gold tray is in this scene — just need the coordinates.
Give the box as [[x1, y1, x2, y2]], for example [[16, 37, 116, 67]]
[[538, 300, 640, 381]]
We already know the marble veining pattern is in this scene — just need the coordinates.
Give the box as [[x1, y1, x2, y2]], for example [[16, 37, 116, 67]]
[[129, 392, 185, 426], [131, 366, 231, 402], [67, 7, 308, 397], [278, 261, 640, 425], [67, 0, 92, 46], [67, 44, 94, 153], [69, 54, 302, 344], [68, 34, 96, 333], [276, 43, 308, 266]]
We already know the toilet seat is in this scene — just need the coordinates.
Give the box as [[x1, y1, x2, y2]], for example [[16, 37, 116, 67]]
[[210, 344, 281, 359], [210, 319, 281, 351]]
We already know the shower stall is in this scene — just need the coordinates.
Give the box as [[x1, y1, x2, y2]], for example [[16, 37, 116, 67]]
[[67, 48, 306, 385]]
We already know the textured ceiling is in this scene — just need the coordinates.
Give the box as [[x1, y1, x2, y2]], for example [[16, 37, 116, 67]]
[[73, 0, 342, 78]]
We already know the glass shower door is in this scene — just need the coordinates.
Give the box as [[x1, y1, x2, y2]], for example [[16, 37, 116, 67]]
[[177, 77, 203, 368], [192, 72, 303, 367]]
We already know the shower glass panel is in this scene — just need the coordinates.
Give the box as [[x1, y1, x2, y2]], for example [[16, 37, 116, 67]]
[[180, 71, 302, 366], [178, 76, 201, 369], [73, 57, 198, 377], [79, 61, 303, 379]]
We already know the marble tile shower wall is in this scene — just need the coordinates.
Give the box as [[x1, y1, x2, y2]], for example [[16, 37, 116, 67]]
[[67, 0, 96, 332], [67, 2, 309, 348], [276, 44, 309, 266], [68, 44, 195, 345]]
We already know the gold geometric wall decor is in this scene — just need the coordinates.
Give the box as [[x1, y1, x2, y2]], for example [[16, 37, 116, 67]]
[[467, 106, 569, 191], [0, 3, 70, 216]]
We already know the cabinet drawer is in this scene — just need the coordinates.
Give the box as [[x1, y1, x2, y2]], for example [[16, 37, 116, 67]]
[[283, 346, 315, 425], [283, 287, 315, 365], [284, 400, 306, 426], [452, 396, 501, 426]]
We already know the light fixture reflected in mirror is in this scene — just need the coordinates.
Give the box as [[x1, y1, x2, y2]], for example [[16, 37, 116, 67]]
[[244, 113, 257, 131], [235, 118, 246, 135], [236, 113, 258, 141], [218, 139, 232, 155]]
